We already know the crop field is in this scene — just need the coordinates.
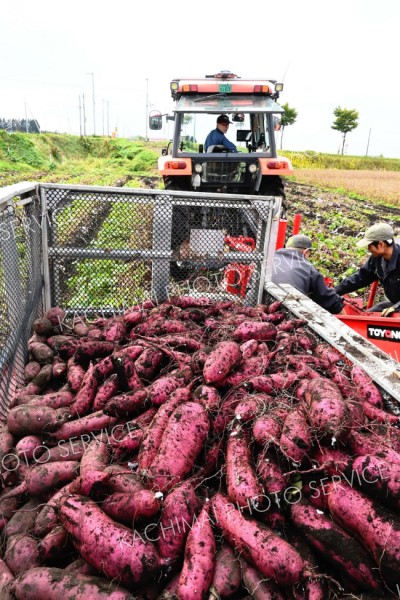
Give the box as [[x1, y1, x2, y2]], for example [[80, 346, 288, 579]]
[[293, 168, 400, 205]]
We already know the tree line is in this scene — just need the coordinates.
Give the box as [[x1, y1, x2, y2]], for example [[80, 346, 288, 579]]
[[280, 105, 359, 155], [0, 118, 40, 134]]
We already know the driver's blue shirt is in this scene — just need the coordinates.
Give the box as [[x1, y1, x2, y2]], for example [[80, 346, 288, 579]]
[[204, 129, 237, 152]]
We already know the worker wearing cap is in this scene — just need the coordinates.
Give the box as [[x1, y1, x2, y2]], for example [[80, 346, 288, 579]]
[[271, 234, 345, 315], [335, 222, 400, 316], [204, 115, 237, 152]]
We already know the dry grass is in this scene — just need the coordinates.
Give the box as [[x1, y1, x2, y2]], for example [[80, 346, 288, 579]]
[[293, 169, 400, 205]]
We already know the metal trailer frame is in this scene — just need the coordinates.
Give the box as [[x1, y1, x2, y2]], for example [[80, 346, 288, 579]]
[[1, 181, 400, 423]]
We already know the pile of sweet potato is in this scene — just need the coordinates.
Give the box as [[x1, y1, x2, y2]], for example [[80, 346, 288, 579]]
[[1, 296, 400, 599]]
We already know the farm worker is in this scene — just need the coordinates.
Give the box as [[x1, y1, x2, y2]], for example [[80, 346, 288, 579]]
[[335, 222, 400, 316], [271, 234, 346, 315], [204, 114, 237, 152]]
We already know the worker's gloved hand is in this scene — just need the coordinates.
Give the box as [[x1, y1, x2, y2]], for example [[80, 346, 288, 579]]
[[381, 306, 396, 317]]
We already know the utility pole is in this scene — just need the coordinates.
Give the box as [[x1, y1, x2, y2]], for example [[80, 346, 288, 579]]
[[83, 93, 87, 136], [365, 128, 372, 157], [86, 72, 96, 135], [78, 95, 82, 136], [145, 78, 149, 141]]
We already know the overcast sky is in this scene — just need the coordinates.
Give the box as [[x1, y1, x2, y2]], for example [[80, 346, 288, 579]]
[[1, 0, 399, 158]]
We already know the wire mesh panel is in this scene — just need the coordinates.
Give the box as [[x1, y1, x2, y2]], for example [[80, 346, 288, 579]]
[[42, 184, 279, 314], [0, 185, 43, 422]]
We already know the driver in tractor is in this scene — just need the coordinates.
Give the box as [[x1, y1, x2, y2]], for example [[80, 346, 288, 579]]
[[334, 223, 400, 316], [204, 114, 237, 153]]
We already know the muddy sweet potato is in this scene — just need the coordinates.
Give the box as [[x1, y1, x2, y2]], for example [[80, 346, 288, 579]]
[[226, 424, 264, 509], [290, 498, 381, 591], [212, 492, 304, 586], [232, 320, 277, 342], [211, 543, 241, 598], [203, 341, 241, 384], [305, 377, 350, 442], [59, 494, 161, 587], [29, 342, 54, 365], [11, 567, 133, 599], [177, 505, 216, 600], [101, 489, 162, 525], [157, 480, 201, 561], [138, 388, 191, 472], [4, 534, 40, 575], [327, 481, 400, 586], [240, 558, 286, 600], [149, 401, 210, 492], [7, 405, 69, 437], [79, 435, 110, 497]]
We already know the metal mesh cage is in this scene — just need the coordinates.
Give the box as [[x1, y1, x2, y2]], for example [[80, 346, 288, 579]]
[[42, 185, 278, 314], [0, 187, 43, 422], [0, 182, 278, 419]]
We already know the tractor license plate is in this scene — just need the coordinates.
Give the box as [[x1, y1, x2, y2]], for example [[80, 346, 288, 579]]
[[219, 83, 232, 93]]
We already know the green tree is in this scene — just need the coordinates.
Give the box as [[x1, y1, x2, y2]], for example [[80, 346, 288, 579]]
[[332, 107, 359, 155], [279, 103, 298, 150]]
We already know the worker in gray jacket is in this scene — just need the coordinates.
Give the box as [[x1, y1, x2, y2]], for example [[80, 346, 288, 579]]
[[271, 234, 345, 315]]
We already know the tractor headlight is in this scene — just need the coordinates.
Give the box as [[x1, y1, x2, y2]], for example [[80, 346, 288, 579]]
[[248, 164, 257, 174], [194, 164, 203, 173]]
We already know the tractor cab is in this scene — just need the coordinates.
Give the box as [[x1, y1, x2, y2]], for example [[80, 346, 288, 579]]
[[150, 71, 293, 198]]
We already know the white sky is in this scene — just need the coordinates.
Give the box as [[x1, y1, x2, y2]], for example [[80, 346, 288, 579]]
[[1, 0, 399, 158]]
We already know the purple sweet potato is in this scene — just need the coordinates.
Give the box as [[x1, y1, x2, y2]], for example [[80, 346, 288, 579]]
[[305, 377, 350, 442], [290, 498, 381, 591], [4, 534, 40, 575], [103, 389, 148, 418], [11, 567, 133, 599], [59, 494, 161, 586], [37, 525, 71, 562], [29, 342, 54, 365], [211, 543, 241, 598], [74, 340, 114, 363], [240, 558, 286, 600], [34, 479, 82, 538], [7, 405, 69, 437], [226, 424, 264, 509], [80, 435, 110, 497], [45, 307, 65, 326], [0, 558, 14, 600], [149, 402, 210, 492], [27, 390, 75, 409], [45, 411, 118, 444], [351, 365, 383, 408], [93, 373, 120, 411], [3, 498, 42, 538], [69, 361, 99, 416], [158, 480, 201, 561], [327, 481, 400, 586], [135, 346, 165, 381], [280, 408, 312, 464], [193, 384, 221, 413], [67, 359, 86, 392], [23, 361, 41, 383], [211, 492, 304, 586], [138, 388, 191, 473], [232, 320, 277, 342], [203, 341, 241, 384], [177, 505, 216, 600], [15, 435, 43, 462], [101, 489, 162, 525]]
